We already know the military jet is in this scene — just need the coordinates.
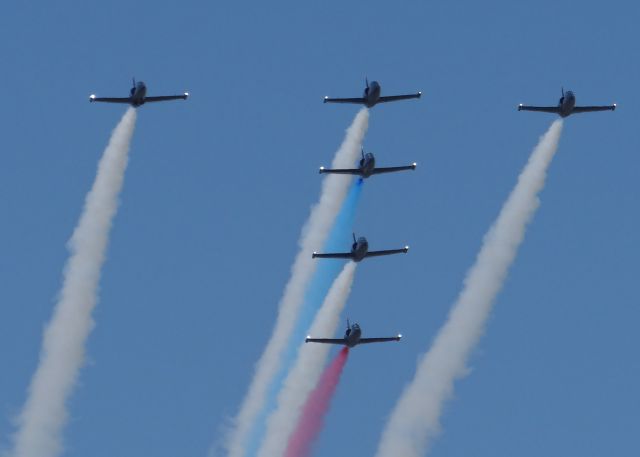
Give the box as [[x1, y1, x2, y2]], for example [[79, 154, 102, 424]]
[[306, 320, 402, 348], [324, 78, 421, 108], [319, 149, 417, 179], [518, 88, 616, 117], [312, 234, 408, 262], [89, 79, 189, 107]]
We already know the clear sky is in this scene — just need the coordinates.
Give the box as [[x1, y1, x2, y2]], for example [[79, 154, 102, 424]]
[[0, 1, 638, 457]]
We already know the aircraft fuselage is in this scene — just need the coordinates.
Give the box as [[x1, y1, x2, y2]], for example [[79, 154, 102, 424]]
[[351, 237, 369, 262], [130, 81, 148, 107], [344, 324, 363, 347], [363, 81, 382, 108], [558, 90, 576, 117], [359, 152, 376, 178]]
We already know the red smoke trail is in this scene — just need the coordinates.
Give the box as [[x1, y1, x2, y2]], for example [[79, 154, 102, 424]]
[[284, 347, 350, 457]]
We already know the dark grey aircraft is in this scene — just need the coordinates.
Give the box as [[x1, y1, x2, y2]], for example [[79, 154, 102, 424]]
[[312, 234, 409, 262], [518, 88, 616, 117], [306, 320, 402, 348], [319, 149, 417, 179], [324, 78, 421, 108], [89, 79, 189, 107]]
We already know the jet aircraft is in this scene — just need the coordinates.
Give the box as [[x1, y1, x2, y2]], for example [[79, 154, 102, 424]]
[[89, 79, 189, 107], [305, 320, 402, 348], [312, 234, 409, 262], [324, 78, 421, 108], [319, 149, 416, 179], [517, 88, 616, 117]]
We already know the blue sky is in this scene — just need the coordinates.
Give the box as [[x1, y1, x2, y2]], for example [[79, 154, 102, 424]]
[[0, 1, 638, 457]]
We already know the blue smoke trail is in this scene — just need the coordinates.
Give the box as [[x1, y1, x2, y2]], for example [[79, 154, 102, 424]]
[[245, 178, 364, 457]]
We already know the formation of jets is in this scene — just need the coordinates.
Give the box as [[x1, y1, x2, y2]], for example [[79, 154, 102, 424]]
[[313, 78, 421, 350], [86, 77, 617, 353]]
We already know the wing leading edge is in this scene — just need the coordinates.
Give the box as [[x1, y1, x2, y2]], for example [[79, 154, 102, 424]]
[[371, 164, 417, 175], [517, 105, 561, 114], [572, 105, 616, 113], [378, 93, 422, 103], [145, 94, 189, 103], [312, 252, 355, 259], [323, 97, 366, 104], [305, 338, 347, 345], [364, 247, 409, 258], [319, 164, 417, 176], [358, 336, 402, 344], [89, 96, 131, 104], [319, 167, 361, 175]]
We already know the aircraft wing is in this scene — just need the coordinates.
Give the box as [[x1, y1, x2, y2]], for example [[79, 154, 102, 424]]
[[377, 93, 422, 103], [312, 252, 355, 259], [144, 94, 189, 103], [371, 164, 417, 175], [89, 96, 131, 104], [572, 105, 616, 114], [364, 247, 409, 258], [323, 96, 366, 104], [517, 104, 561, 114], [358, 336, 401, 344], [305, 337, 347, 345], [319, 167, 361, 175]]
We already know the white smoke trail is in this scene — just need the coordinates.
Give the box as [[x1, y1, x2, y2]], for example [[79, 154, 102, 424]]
[[9, 108, 137, 457], [375, 120, 563, 457], [225, 109, 369, 457], [257, 262, 357, 457]]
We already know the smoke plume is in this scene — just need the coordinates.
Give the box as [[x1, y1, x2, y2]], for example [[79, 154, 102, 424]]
[[257, 262, 357, 457], [10, 108, 137, 457], [284, 347, 350, 457], [226, 109, 368, 457], [375, 120, 563, 457]]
